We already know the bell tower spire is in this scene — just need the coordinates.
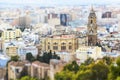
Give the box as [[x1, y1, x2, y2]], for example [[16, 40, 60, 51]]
[[91, 5, 93, 11]]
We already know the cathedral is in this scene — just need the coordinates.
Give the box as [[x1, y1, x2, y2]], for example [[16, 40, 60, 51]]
[[87, 7, 97, 46], [42, 7, 98, 53]]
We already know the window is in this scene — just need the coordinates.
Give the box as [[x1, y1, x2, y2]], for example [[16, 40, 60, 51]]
[[91, 20, 93, 23], [9, 32, 10, 37], [14, 32, 15, 38], [48, 46, 50, 49], [61, 46, 66, 50], [15, 69, 19, 73], [61, 42, 66, 50], [53, 42, 58, 50], [53, 46, 58, 50], [69, 46, 72, 50]]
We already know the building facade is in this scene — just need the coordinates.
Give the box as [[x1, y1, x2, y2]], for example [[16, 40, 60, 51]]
[[6, 46, 18, 57], [60, 14, 71, 26], [50, 59, 66, 80], [1, 28, 21, 42], [76, 46, 102, 63], [0, 68, 6, 80], [0, 40, 3, 52], [8, 60, 66, 80], [42, 35, 78, 53], [8, 61, 30, 80], [31, 61, 50, 80]]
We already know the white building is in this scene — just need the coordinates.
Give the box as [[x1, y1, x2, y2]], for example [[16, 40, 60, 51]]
[[56, 52, 74, 63], [18, 46, 38, 60], [75, 46, 102, 63]]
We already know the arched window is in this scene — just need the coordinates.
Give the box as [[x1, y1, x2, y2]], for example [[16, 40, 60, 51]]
[[69, 46, 72, 50], [69, 42, 72, 50], [48, 42, 50, 49], [53, 42, 58, 50], [61, 42, 66, 50], [91, 20, 93, 23]]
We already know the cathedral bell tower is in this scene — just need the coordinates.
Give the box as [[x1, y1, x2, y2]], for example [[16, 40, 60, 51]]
[[87, 7, 97, 46]]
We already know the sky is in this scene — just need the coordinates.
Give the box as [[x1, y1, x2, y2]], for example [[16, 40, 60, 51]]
[[0, 0, 120, 6]]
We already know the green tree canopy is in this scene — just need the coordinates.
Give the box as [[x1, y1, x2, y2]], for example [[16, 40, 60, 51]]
[[108, 57, 120, 80], [91, 61, 109, 80], [76, 69, 93, 80], [26, 52, 35, 62], [103, 56, 113, 65], [20, 76, 38, 80], [116, 77, 120, 80], [83, 57, 94, 65], [37, 50, 60, 64], [64, 61, 79, 73], [55, 70, 75, 80], [55, 58, 109, 80], [11, 56, 19, 61]]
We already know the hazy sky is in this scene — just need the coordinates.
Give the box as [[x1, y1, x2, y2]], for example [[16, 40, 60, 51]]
[[0, 0, 120, 5]]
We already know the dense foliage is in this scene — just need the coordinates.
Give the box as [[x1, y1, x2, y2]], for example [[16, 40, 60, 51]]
[[36, 50, 60, 64], [26, 52, 36, 62], [20, 76, 38, 80], [26, 50, 60, 64], [11, 56, 19, 61], [55, 56, 120, 80]]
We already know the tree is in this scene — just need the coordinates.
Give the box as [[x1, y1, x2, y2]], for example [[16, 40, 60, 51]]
[[36, 51, 60, 64], [84, 57, 94, 65], [20, 76, 38, 80], [11, 56, 19, 61], [64, 61, 79, 73], [76, 61, 109, 80], [96, 42, 102, 47], [36, 55, 43, 62], [76, 70, 93, 80], [43, 76, 50, 80], [55, 60, 109, 80], [108, 57, 120, 80], [20, 27, 25, 32], [52, 52, 60, 60], [26, 52, 35, 62], [116, 77, 120, 80], [48, 50, 52, 59], [6, 56, 19, 67], [103, 56, 112, 65], [91, 61, 109, 80], [55, 70, 75, 80]]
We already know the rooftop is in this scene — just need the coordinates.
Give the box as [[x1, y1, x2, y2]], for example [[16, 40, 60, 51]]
[[9, 61, 29, 67], [32, 61, 49, 67]]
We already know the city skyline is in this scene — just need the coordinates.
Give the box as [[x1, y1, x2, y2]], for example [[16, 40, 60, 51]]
[[0, 0, 120, 6]]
